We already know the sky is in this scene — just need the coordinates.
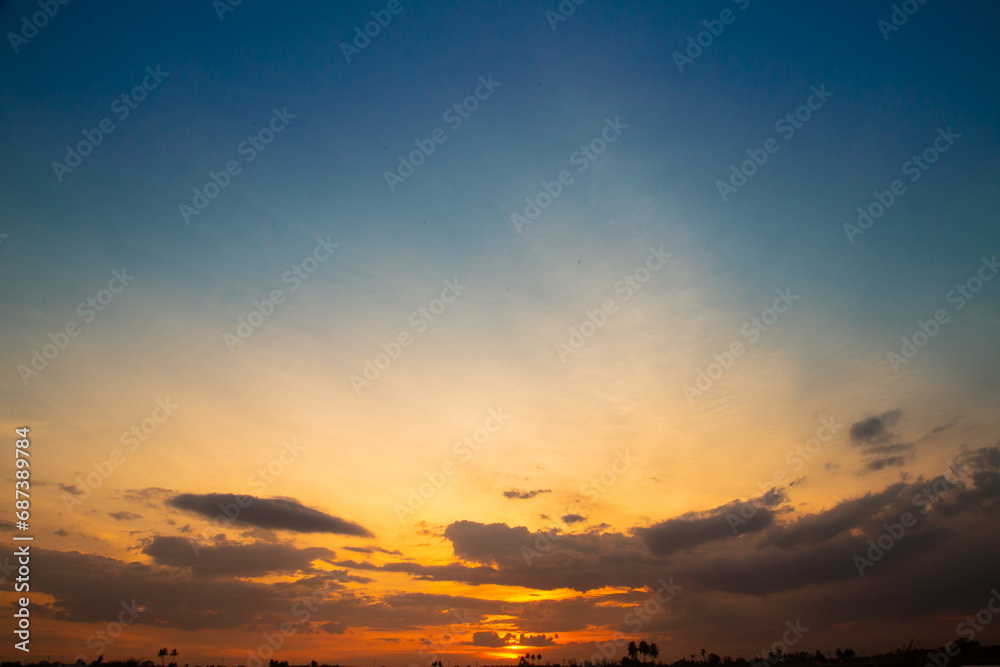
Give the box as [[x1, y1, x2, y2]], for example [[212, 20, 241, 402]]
[[1, 1, 1000, 665]]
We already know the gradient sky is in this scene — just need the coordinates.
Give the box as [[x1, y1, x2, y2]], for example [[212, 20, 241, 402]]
[[2, 1, 1000, 665]]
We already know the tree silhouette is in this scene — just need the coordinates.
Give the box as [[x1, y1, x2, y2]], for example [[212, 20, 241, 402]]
[[650, 644, 660, 665], [158, 649, 168, 667], [639, 641, 651, 663], [701, 650, 707, 662], [628, 642, 639, 664]]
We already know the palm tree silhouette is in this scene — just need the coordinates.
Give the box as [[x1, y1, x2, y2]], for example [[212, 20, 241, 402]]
[[650, 644, 660, 664], [639, 642, 650, 663], [627, 642, 639, 664], [157, 649, 168, 667]]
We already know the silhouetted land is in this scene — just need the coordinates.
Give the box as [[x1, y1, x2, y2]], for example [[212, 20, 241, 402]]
[[3, 643, 999, 667]]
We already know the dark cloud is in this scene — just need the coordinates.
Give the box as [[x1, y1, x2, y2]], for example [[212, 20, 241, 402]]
[[504, 489, 552, 500], [141, 535, 336, 577], [24, 550, 441, 635], [561, 514, 585, 525], [635, 489, 785, 556], [59, 484, 83, 496], [342, 545, 403, 556], [518, 633, 557, 647], [469, 632, 556, 648], [21, 446, 1000, 661], [861, 456, 907, 472], [30, 549, 313, 630], [922, 416, 961, 439], [849, 410, 901, 445], [354, 448, 1000, 600], [848, 411, 917, 472], [167, 493, 373, 537], [320, 621, 346, 634], [471, 631, 509, 647], [108, 511, 142, 521], [761, 484, 906, 549]]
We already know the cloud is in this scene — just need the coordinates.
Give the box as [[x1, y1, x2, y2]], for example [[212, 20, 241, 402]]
[[320, 621, 346, 634], [23, 553, 460, 634], [517, 633, 557, 647], [343, 545, 404, 555], [469, 631, 557, 648], [848, 411, 917, 472], [471, 631, 509, 647], [849, 410, 901, 445], [20, 446, 1000, 658], [354, 447, 1000, 598], [504, 489, 551, 500], [562, 514, 586, 524], [761, 484, 906, 549], [860, 456, 907, 472], [59, 484, 83, 496], [167, 493, 373, 537], [141, 536, 338, 577], [108, 511, 142, 521], [635, 489, 786, 556]]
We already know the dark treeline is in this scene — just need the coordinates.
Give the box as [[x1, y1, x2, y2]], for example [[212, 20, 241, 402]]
[[2, 641, 999, 667]]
